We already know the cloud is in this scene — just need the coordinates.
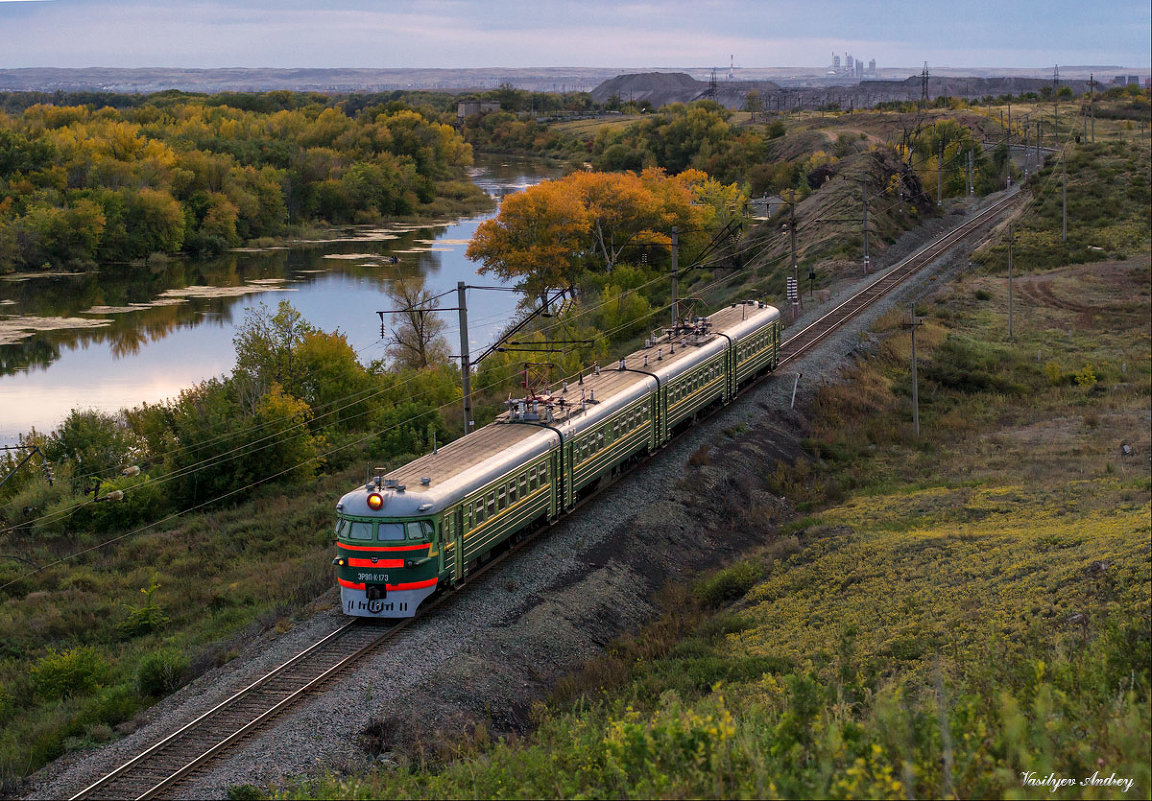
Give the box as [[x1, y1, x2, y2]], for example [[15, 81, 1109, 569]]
[[0, 0, 1147, 69]]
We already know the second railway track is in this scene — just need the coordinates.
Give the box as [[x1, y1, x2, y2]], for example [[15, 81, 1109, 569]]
[[64, 187, 1021, 801]]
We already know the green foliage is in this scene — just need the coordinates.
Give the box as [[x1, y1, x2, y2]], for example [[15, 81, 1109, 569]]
[[921, 334, 1032, 394], [30, 647, 108, 700], [136, 648, 188, 697], [980, 140, 1151, 273], [0, 97, 477, 272], [693, 560, 764, 608], [119, 578, 169, 638], [1074, 362, 1098, 387], [41, 408, 138, 492]]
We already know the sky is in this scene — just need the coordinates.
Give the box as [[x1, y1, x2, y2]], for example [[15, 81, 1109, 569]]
[[0, 0, 1148, 71]]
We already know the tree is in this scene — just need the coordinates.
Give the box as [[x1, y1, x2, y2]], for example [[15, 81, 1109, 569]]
[[467, 180, 590, 306], [382, 277, 451, 370], [232, 300, 316, 408], [566, 170, 666, 271], [467, 168, 743, 304]]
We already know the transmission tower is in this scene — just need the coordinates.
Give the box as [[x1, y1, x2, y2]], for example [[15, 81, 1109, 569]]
[[920, 61, 930, 109], [703, 68, 718, 100]]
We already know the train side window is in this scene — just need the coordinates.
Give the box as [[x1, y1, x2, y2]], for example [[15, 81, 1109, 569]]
[[498, 486, 507, 509], [520, 474, 528, 495], [406, 520, 433, 540], [509, 480, 518, 503], [487, 492, 496, 516], [474, 501, 484, 524]]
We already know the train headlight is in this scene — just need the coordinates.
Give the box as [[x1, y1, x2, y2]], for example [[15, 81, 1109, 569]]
[[332, 557, 347, 567], [366, 492, 384, 510]]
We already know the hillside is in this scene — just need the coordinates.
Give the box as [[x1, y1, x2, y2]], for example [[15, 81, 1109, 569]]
[[259, 128, 1150, 800]]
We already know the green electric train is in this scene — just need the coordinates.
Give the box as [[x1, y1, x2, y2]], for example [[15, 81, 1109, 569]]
[[333, 300, 781, 617]]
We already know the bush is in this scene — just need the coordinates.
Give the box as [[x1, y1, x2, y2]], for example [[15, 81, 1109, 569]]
[[136, 648, 188, 697], [694, 560, 764, 608], [119, 578, 169, 638], [31, 647, 107, 700]]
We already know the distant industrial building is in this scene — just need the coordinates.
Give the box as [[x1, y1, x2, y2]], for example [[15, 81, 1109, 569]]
[[457, 101, 501, 121], [829, 52, 876, 77]]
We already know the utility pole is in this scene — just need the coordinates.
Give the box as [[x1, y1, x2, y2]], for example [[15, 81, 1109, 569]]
[[968, 147, 974, 196], [1089, 73, 1096, 143], [903, 305, 923, 437], [1053, 65, 1060, 147], [861, 178, 870, 274], [1035, 120, 1041, 164], [1062, 152, 1068, 242], [670, 226, 679, 327], [1008, 225, 1015, 342], [788, 190, 799, 302], [457, 281, 473, 437], [1002, 110, 1010, 188], [937, 139, 944, 205]]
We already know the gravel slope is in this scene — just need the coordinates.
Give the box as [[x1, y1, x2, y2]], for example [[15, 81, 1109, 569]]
[[23, 190, 1016, 801]]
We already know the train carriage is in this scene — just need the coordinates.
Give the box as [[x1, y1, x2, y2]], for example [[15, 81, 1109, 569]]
[[333, 300, 780, 617]]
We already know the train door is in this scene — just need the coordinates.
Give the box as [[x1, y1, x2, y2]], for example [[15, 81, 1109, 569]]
[[453, 506, 464, 583], [560, 444, 572, 510]]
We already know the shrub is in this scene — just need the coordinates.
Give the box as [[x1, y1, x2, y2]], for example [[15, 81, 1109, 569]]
[[694, 560, 764, 608], [119, 578, 169, 638], [136, 648, 188, 697], [31, 647, 107, 700], [1074, 363, 1098, 387]]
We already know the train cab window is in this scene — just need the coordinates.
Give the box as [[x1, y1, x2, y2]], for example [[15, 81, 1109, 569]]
[[377, 522, 405, 541], [341, 519, 375, 541], [406, 520, 434, 540]]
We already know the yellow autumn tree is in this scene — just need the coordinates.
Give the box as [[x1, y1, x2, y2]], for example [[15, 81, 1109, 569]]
[[468, 169, 744, 305]]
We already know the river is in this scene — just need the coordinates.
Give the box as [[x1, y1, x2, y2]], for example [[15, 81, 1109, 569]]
[[0, 158, 557, 445]]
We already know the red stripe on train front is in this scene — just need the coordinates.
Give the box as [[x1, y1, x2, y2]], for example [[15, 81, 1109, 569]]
[[337, 542, 431, 552], [348, 557, 404, 568], [338, 577, 439, 591]]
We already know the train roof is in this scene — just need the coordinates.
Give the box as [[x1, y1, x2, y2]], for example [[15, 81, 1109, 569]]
[[340, 301, 778, 517]]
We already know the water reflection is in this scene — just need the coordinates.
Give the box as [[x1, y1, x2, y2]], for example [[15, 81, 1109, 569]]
[[0, 158, 557, 443]]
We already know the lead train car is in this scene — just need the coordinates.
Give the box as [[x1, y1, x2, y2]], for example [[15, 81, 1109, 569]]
[[333, 300, 781, 617]]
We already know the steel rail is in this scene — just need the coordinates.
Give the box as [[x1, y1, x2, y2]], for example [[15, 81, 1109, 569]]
[[69, 619, 397, 800], [68, 189, 1021, 801], [70, 503, 564, 800], [778, 189, 1019, 367]]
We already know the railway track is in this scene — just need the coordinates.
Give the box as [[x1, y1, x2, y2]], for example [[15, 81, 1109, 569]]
[[779, 188, 1019, 367], [69, 620, 399, 800], [66, 188, 1020, 801]]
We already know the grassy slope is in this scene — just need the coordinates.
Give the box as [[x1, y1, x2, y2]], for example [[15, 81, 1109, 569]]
[[273, 130, 1151, 798]]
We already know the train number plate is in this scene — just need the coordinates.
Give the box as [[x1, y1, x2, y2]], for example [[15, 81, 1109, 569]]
[[356, 572, 389, 583]]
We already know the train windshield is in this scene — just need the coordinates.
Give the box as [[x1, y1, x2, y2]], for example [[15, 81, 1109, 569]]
[[335, 519, 374, 541], [377, 522, 406, 541]]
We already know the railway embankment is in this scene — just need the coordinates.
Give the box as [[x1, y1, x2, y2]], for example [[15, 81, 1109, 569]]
[[24, 183, 1025, 800], [26, 133, 1151, 799]]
